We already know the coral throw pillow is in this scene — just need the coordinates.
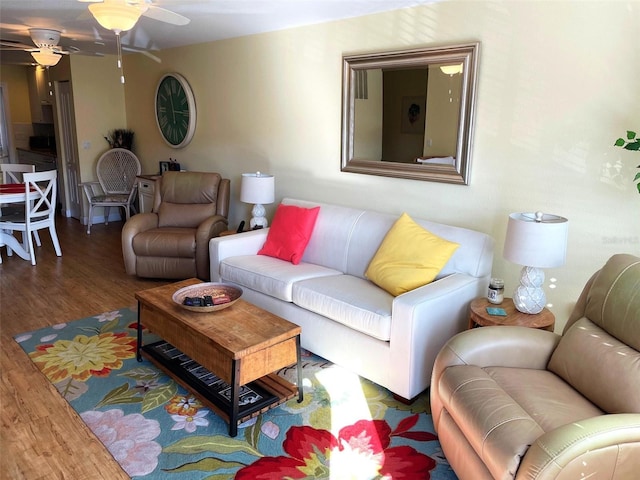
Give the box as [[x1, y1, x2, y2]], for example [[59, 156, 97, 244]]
[[365, 213, 460, 296], [258, 204, 320, 265]]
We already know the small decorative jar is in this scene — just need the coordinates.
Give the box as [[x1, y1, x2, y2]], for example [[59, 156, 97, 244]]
[[487, 278, 504, 304]]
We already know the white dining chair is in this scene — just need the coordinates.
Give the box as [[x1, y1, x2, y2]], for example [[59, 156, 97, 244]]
[[0, 163, 42, 248], [0, 170, 62, 265], [1, 163, 35, 215], [1, 163, 36, 184]]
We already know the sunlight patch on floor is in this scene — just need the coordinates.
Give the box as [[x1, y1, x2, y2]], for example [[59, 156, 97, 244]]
[[315, 366, 373, 433]]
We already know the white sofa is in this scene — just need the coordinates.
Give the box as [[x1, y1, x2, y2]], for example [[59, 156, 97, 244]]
[[209, 198, 494, 401]]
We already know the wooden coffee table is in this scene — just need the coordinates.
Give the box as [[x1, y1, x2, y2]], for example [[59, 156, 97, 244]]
[[135, 278, 303, 437]]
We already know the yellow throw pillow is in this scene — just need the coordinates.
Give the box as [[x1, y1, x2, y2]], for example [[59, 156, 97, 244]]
[[365, 213, 460, 296]]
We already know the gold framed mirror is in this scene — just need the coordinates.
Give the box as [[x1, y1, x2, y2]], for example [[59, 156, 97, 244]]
[[341, 42, 480, 184]]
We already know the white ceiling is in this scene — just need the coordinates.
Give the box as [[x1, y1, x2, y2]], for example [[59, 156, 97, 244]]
[[1, 0, 432, 65]]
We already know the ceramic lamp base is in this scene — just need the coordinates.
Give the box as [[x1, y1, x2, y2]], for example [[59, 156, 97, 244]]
[[512, 266, 546, 314], [250, 203, 268, 229]]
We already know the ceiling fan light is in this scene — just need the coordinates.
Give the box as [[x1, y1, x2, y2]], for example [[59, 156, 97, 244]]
[[88, 3, 143, 32], [31, 50, 62, 67]]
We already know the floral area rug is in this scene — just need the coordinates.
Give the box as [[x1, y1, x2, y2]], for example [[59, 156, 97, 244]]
[[14, 307, 458, 480]]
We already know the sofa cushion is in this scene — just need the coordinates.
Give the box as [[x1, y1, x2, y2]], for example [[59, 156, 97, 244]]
[[258, 204, 320, 265], [292, 275, 393, 341], [548, 317, 640, 413], [365, 213, 460, 296], [220, 255, 342, 302], [132, 227, 196, 257]]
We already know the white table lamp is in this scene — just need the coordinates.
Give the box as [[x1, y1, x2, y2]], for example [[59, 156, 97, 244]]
[[240, 172, 275, 229], [503, 211, 569, 314]]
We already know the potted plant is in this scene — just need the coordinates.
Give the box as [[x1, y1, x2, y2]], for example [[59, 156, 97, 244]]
[[614, 130, 640, 194], [105, 129, 134, 150]]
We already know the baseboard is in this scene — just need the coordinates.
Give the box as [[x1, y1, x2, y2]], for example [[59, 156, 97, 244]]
[[80, 210, 124, 227]]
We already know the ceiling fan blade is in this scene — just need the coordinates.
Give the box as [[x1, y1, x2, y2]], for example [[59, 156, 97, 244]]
[[142, 6, 190, 26], [0, 39, 37, 50], [122, 46, 161, 63]]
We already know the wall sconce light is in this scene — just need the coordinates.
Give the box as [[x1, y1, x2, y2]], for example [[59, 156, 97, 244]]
[[503, 211, 569, 314], [240, 172, 275, 229], [439, 64, 463, 75]]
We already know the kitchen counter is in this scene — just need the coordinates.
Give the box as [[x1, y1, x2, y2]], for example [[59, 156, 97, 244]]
[[16, 147, 57, 159], [16, 148, 57, 172]]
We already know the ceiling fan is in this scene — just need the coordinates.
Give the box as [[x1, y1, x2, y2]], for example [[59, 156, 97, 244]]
[[0, 29, 81, 67], [78, 0, 190, 82], [78, 0, 190, 32]]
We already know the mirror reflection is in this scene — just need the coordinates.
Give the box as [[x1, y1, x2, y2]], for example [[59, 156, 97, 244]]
[[341, 43, 479, 184]]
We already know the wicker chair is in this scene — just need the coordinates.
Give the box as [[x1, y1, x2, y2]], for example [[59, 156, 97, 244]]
[[80, 148, 141, 234]]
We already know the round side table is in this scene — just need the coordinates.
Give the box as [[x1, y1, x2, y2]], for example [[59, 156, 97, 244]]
[[468, 297, 555, 331]]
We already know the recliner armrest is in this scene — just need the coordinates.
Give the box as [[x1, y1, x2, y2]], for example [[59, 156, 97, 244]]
[[121, 213, 159, 275], [517, 414, 640, 479], [431, 326, 561, 430], [195, 215, 229, 280]]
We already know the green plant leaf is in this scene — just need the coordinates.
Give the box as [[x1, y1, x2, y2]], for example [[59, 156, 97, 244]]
[[163, 435, 262, 457], [634, 172, 640, 181], [626, 130, 637, 140], [245, 416, 262, 448], [624, 140, 640, 151], [99, 318, 121, 333], [162, 456, 244, 473], [141, 382, 177, 413], [119, 366, 161, 381], [615, 138, 625, 147], [95, 383, 143, 408]]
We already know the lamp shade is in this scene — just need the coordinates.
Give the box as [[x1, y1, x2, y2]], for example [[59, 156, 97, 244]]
[[503, 212, 568, 268], [88, 2, 143, 32], [240, 172, 275, 205], [31, 50, 61, 67]]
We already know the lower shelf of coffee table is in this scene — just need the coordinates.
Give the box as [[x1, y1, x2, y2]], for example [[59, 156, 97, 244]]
[[141, 342, 297, 426]]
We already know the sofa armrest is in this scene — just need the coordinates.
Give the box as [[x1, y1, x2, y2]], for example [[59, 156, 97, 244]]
[[430, 324, 561, 430], [209, 229, 269, 281], [195, 215, 229, 280], [517, 414, 640, 479], [121, 213, 159, 275], [389, 273, 486, 400]]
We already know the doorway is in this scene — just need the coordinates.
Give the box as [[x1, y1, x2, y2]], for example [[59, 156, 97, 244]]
[[56, 81, 81, 219], [0, 83, 13, 164]]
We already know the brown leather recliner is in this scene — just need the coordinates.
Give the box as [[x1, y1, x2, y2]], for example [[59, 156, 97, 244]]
[[122, 171, 230, 281], [430, 253, 640, 480]]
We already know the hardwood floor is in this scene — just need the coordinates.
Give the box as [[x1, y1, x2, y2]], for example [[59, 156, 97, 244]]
[[1, 216, 171, 479]]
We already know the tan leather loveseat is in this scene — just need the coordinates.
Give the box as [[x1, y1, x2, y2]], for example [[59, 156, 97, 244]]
[[431, 253, 640, 479], [122, 171, 229, 280]]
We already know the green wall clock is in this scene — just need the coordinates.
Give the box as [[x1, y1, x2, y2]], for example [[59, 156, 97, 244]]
[[155, 73, 196, 148]]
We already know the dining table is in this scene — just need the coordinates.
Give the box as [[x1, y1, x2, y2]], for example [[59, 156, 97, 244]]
[[0, 183, 39, 261]]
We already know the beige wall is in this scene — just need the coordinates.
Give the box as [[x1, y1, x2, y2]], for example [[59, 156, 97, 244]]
[[0, 65, 31, 123], [68, 54, 127, 183], [3, 1, 628, 331]]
